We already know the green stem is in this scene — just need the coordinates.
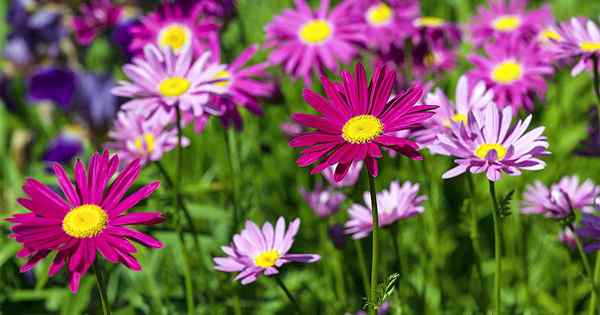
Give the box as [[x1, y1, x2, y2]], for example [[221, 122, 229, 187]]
[[93, 260, 111, 315], [274, 277, 300, 310], [368, 174, 380, 315], [389, 227, 403, 276], [224, 128, 242, 234], [354, 239, 370, 298], [488, 180, 502, 315], [589, 252, 600, 315], [467, 174, 487, 311], [591, 55, 600, 124], [178, 234, 195, 315]]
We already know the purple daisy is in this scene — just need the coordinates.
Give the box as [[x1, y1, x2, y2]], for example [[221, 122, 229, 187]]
[[300, 184, 346, 218], [412, 40, 459, 81], [559, 227, 577, 250], [106, 109, 188, 166], [322, 161, 363, 188], [345, 181, 425, 239], [439, 105, 549, 182], [576, 214, 600, 252], [469, 0, 552, 47], [265, 0, 365, 83], [128, 2, 219, 59], [467, 36, 553, 112], [72, 0, 123, 45], [554, 17, 600, 76], [213, 217, 320, 284], [42, 127, 85, 168], [7, 151, 164, 292], [521, 176, 599, 219], [412, 16, 461, 46]]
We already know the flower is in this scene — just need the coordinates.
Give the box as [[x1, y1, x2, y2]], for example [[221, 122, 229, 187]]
[[27, 68, 75, 109], [111, 45, 226, 131], [72, 0, 123, 45], [467, 36, 553, 112], [300, 184, 345, 218], [521, 176, 599, 219], [577, 107, 600, 157], [329, 223, 346, 249], [213, 217, 320, 284], [289, 63, 437, 181], [439, 105, 549, 181], [212, 44, 275, 130], [345, 181, 425, 239], [351, 0, 418, 52], [280, 121, 304, 138], [128, 2, 219, 59], [576, 214, 600, 252], [559, 227, 577, 250], [554, 17, 600, 76], [350, 302, 391, 315], [265, 0, 365, 83], [42, 127, 85, 168], [412, 40, 459, 78], [8, 151, 164, 292], [412, 75, 494, 154], [412, 16, 461, 46], [72, 71, 119, 133], [322, 162, 363, 188], [469, 0, 552, 47], [106, 109, 188, 166]]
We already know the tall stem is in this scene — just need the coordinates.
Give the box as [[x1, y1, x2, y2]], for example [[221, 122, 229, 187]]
[[368, 174, 380, 315], [591, 55, 600, 124], [467, 174, 487, 311], [589, 252, 600, 315], [274, 277, 300, 310], [93, 260, 111, 315], [224, 128, 241, 233], [354, 239, 370, 297], [488, 180, 502, 315], [178, 234, 195, 315]]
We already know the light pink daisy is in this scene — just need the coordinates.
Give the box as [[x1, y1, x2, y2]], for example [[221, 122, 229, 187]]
[[554, 17, 600, 76]]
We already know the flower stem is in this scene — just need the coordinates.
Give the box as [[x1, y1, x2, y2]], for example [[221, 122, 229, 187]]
[[589, 252, 600, 315], [274, 277, 300, 310], [591, 55, 600, 123], [368, 174, 380, 315], [93, 260, 111, 315], [178, 233, 195, 315], [223, 128, 242, 234], [354, 239, 370, 298], [467, 174, 487, 311], [488, 180, 502, 315], [568, 222, 599, 313]]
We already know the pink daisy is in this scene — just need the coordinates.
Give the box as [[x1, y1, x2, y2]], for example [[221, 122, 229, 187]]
[[72, 0, 123, 45], [554, 17, 600, 76]]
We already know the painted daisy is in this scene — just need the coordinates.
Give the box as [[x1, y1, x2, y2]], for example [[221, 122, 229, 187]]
[[300, 183, 346, 218], [554, 17, 600, 76]]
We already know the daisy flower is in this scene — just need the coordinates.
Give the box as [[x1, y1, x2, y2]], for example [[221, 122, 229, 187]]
[[128, 2, 219, 59], [412, 16, 461, 46], [8, 151, 164, 292], [521, 176, 599, 219], [554, 17, 600, 76], [577, 214, 600, 252], [345, 181, 425, 239], [351, 0, 418, 53], [413, 75, 494, 154], [300, 184, 346, 218], [559, 227, 577, 250], [111, 45, 226, 131], [213, 217, 320, 284], [72, 0, 123, 45], [439, 105, 549, 181], [322, 162, 363, 188], [289, 63, 437, 181], [106, 109, 189, 166], [265, 0, 365, 83], [467, 36, 553, 112], [469, 0, 552, 46], [412, 40, 459, 79]]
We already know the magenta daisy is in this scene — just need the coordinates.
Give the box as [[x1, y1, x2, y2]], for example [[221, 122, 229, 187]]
[[7, 151, 164, 292], [412, 16, 461, 46], [213, 217, 320, 284], [469, 0, 552, 46], [554, 17, 600, 76], [111, 45, 226, 130], [289, 63, 437, 181], [72, 0, 123, 45], [128, 2, 219, 59], [439, 105, 549, 181], [106, 109, 188, 166], [345, 181, 425, 239], [467, 36, 553, 112], [265, 0, 365, 83], [351, 0, 418, 53]]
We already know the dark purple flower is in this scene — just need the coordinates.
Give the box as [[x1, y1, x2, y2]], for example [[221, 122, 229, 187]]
[[329, 223, 346, 249], [577, 214, 600, 252], [27, 68, 75, 109], [42, 131, 84, 168], [72, 0, 123, 45], [111, 19, 138, 56], [72, 72, 119, 133], [577, 107, 600, 156]]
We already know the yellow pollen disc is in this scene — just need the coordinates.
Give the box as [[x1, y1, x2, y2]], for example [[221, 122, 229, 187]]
[[212, 70, 232, 88], [134, 133, 156, 154], [62, 204, 108, 238], [159, 77, 191, 97], [475, 143, 507, 160], [580, 41, 600, 52], [366, 3, 393, 27], [540, 29, 561, 41], [492, 15, 521, 32], [414, 16, 445, 27], [491, 60, 523, 84], [255, 249, 280, 268], [299, 19, 333, 45], [342, 115, 383, 144], [451, 113, 468, 124], [424, 52, 439, 66], [158, 24, 191, 53]]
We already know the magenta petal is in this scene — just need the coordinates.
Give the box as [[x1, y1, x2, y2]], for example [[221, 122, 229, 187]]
[[107, 181, 160, 216], [111, 212, 165, 226], [109, 226, 163, 248]]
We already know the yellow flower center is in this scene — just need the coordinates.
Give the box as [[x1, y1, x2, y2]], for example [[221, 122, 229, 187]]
[[452, 113, 468, 124], [158, 77, 191, 97], [255, 249, 280, 268], [299, 19, 333, 45], [134, 133, 156, 154], [492, 15, 521, 32], [540, 29, 561, 42], [580, 41, 600, 52], [475, 143, 507, 160], [212, 70, 232, 88], [491, 60, 523, 84], [414, 16, 445, 27], [424, 52, 439, 66], [62, 204, 108, 239], [342, 115, 383, 144], [366, 3, 393, 27], [158, 24, 191, 53]]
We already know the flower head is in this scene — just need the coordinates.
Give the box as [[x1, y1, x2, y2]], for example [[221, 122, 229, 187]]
[[300, 184, 345, 218], [42, 127, 85, 168], [412, 16, 461, 46], [213, 217, 320, 284], [467, 36, 553, 112], [289, 63, 437, 181], [440, 105, 549, 181], [345, 181, 425, 239], [559, 227, 577, 250], [577, 214, 600, 252], [8, 151, 164, 292], [72, 0, 123, 45], [554, 17, 600, 76], [265, 0, 365, 83], [322, 162, 363, 188]]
